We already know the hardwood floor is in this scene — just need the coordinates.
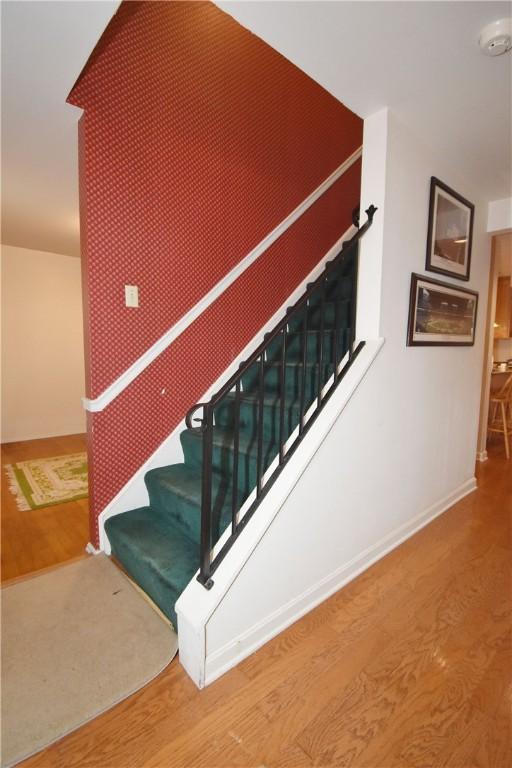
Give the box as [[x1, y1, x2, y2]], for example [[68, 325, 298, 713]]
[[17, 443, 511, 768], [1, 434, 89, 582]]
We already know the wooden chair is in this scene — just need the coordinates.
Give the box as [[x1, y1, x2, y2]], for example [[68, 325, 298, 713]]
[[488, 373, 512, 459]]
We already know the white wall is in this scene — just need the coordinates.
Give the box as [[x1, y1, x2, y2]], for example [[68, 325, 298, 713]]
[[188, 109, 490, 682], [1, 244, 86, 442], [488, 198, 512, 233]]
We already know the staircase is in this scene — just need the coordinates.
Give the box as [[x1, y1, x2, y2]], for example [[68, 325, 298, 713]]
[[105, 207, 375, 628]]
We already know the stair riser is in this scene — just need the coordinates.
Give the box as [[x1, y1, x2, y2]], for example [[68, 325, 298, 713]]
[[145, 475, 234, 547], [181, 432, 280, 497], [287, 298, 351, 332], [215, 399, 300, 443], [264, 328, 352, 365], [242, 362, 338, 401], [108, 538, 182, 627], [309, 272, 353, 300], [146, 479, 202, 543]]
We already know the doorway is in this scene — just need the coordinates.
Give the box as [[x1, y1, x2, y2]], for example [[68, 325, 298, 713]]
[[477, 231, 512, 461], [0, 245, 89, 581]]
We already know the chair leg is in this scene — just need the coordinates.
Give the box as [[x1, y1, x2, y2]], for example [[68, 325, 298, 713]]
[[501, 401, 510, 459]]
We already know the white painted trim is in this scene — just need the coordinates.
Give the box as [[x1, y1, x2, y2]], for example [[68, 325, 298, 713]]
[[357, 108, 388, 340], [98, 224, 356, 552], [203, 475, 477, 685], [85, 542, 101, 555], [177, 610, 205, 688], [476, 450, 488, 462], [83, 146, 363, 413]]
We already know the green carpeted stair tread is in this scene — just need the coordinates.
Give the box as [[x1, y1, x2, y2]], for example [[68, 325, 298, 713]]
[[182, 424, 271, 459], [307, 273, 353, 298], [241, 360, 336, 401], [181, 425, 280, 495], [145, 464, 205, 507], [215, 391, 302, 443], [287, 298, 351, 332], [215, 390, 303, 416], [216, 390, 300, 405], [265, 328, 352, 364], [145, 464, 232, 545], [105, 506, 199, 626]]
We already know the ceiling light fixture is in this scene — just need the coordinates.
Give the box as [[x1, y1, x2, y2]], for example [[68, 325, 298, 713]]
[[479, 18, 512, 56]]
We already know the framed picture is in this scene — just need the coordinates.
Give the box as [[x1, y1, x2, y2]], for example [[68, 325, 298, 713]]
[[425, 177, 474, 281], [407, 273, 478, 347]]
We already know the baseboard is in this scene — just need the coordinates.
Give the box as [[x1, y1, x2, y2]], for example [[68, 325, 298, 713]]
[[97, 224, 356, 552], [204, 476, 477, 685], [476, 450, 488, 462], [1, 429, 87, 445]]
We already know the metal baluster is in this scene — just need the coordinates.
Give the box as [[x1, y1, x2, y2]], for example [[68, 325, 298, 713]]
[[279, 328, 287, 465], [231, 382, 240, 535], [187, 205, 376, 589], [198, 404, 214, 588], [299, 301, 309, 434], [333, 266, 342, 384], [348, 243, 360, 361], [256, 354, 264, 497], [317, 280, 326, 408]]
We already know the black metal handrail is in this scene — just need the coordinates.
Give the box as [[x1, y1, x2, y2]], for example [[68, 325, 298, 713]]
[[186, 205, 377, 588]]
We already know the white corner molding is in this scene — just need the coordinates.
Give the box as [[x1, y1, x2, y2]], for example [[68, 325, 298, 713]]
[[83, 146, 363, 413], [357, 108, 388, 341]]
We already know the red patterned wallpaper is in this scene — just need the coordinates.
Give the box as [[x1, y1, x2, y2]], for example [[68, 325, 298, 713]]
[[69, 1, 362, 544]]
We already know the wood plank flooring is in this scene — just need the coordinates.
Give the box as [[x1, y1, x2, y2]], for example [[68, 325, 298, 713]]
[[16, 442, 511, 768], [1, 434, 89, 581]]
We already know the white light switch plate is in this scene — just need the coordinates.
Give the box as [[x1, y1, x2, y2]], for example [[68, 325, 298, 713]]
[[125, 285, 139, 307]]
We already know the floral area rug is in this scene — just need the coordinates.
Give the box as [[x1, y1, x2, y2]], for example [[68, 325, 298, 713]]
[[5, 452, 88, 510]]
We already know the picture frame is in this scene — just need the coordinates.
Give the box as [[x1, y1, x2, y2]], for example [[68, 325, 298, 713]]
[[407, 273, 478, 347], [425, 177, 474, 281]]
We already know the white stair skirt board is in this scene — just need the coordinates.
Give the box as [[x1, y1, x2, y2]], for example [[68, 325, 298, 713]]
[[84, 147, 362, 414], [202, 476, 476, 686], [175, 335, 479, 688], [176, 337, 394, 688], [98, 225, 356, 553]]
